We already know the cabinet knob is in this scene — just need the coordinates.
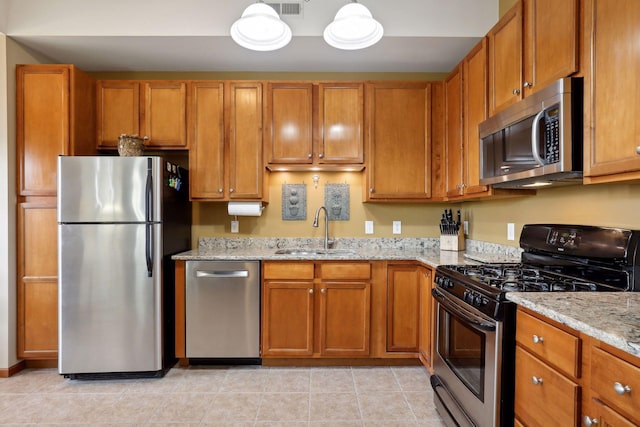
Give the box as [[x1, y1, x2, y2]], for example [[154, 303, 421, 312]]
[[229, 188, 234, 193], [321, 288, 326, 294], [218, 188, 223, 193], [532, 335, 544, 344], [583, 416, 599, 427], [524, 81, 532, 88], [308, 153, 312, 158], [318, 153, 324, 159], [532, 376, 543, 385], [309, 288, 314, 294], [636, 146, 640, 155], [369, 188, 374, 193], [513, 88, 521, 95], [613, 381, 632, 395]]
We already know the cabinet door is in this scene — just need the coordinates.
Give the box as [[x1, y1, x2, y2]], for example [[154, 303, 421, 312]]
[[262, 282, 314, 356], [17, 202, 58, 359], [587, 398, 637, 427], [229, 82, 264, 199], [463, 38, 491, 196], [141, 81, 187, 148], [317, 83, 364, 164], [319, 282, 371, 357], [488, 1, 523, 116], [583, 0, 640, 181], [17, 65, 70, 196], [365, 83, 431, 200], [96, 80, 140, 149], [386, 264, 421, 352], [418, 267, 434, 369], [515, 346, 579, 427], [445, 65, 464, 198], [188, 81, 225, 200], [523, 0, 579, 95], [265, 82, 313, 164]]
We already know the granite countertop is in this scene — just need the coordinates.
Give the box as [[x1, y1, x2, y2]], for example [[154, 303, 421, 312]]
[[507, 292, 640, 358], [171, 237, 523, 268]]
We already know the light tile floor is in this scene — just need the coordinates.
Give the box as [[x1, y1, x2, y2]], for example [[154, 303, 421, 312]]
[[0, 365, 447, 426]]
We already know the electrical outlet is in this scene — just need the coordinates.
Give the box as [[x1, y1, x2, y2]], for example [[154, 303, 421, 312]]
[[231, 220, 239, 233], [507, 223, 515, 241], [392, 221, 402, 234], [365, 220, 374, 234], [464, 220, 469, 235]]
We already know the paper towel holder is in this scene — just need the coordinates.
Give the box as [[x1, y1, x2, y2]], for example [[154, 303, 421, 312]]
[[227, 201, 264, 217]]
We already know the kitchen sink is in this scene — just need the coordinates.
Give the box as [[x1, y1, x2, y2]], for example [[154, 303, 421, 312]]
[[274, 248, 357, 255]]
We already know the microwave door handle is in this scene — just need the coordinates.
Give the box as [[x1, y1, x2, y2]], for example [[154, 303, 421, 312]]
[[531, 109, 546, 166]]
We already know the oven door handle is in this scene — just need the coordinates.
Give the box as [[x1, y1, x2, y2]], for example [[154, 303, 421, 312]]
[[432, 288, 497, 332]]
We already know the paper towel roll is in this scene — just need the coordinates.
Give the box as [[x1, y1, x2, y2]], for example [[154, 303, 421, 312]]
[[227, 201, 264, 217]]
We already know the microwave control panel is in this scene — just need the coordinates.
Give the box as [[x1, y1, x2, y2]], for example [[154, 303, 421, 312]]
[[544, 106, 560, 163]]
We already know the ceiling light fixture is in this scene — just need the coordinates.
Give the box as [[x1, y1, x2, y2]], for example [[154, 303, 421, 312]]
[[323, 0, 384, 50], [230, 1, 292, 51]]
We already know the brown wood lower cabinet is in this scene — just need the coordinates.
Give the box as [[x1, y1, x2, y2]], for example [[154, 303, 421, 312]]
[[261, 261, 371, 358], [386, 263, 421, 352], [17, 201, 58, 359], [515, 306, 640, 427]]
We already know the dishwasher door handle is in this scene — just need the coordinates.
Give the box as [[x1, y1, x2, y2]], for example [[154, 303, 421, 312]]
[[195, 270, 250, 279]]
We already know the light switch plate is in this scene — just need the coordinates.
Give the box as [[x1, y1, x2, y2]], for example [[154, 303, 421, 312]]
[[365, 220, 374, 234], [392, 221, 401, 234], [507, 223, 515, 241], [231, 220, 239, 233]]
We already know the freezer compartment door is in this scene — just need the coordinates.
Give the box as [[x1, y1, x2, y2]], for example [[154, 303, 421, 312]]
[[58, 223, 163, 375], [57, 156, 163, 223], [186, 261, 260, 358]]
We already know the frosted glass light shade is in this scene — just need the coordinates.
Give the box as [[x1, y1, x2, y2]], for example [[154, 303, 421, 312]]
[[323, 2, 384, 50], [230, 2, 292, 51]]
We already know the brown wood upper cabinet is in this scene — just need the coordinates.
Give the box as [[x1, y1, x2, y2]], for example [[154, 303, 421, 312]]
[[16, 64, 96, 360], [364, 82, 431, 201], [583, 0, 640, 183], [264, 81, 364, 169], [189, 81, 265, 201], [488, 0, 579, 116], [97, 80, 188, 150]]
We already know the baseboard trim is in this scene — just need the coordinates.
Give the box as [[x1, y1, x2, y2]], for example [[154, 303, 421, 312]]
[[0, 360, 26, 378]]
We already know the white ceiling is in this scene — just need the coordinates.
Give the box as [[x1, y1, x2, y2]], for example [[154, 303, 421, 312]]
[[1, 0, 499, 73]]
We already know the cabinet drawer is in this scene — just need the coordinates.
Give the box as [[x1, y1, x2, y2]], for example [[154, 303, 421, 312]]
[[515, 346, 579, 427], [516, 310, 580, 378], [318, 262, 371, 280], [263, 262, 314, 280], [591, 346, 640, 422]]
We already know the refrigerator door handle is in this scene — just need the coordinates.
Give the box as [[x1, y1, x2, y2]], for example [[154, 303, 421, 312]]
[[146, 223, 153, 277], [145, 158, 154, 278], [145, 158, 153, 222]]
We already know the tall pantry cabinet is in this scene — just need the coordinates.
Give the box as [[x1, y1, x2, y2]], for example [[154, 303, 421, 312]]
[[16, 64, 96, 360]]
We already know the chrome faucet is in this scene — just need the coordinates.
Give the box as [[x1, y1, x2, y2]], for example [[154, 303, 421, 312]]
[[312, 206, 332, 250]]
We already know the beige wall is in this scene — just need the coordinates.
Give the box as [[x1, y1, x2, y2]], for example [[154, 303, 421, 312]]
[[499, 0, 517, 16], [192, 172, 640, 249], [0, 37, 53, 370]]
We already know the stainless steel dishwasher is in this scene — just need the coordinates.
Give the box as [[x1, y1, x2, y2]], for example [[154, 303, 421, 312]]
[[185, 261, 260, 360]]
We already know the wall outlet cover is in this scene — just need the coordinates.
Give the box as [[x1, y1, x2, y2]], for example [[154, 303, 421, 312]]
[[507, 223, 515, 241], [231, 220, 239, 233], [392, 221, 401, 234], [365, 220, 374, 234]]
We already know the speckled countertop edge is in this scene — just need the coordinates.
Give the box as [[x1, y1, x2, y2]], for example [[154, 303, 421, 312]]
[[506, 292, 640, 358]]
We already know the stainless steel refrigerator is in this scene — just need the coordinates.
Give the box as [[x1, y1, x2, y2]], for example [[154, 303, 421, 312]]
[[57, 155, 191, 379]]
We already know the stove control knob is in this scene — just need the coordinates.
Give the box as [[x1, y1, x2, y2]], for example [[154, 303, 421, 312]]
[[474, 295, 484, 306]]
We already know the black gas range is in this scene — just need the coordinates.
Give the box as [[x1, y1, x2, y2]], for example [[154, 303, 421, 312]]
[[435, 223, 640, 320], [431, 224, 640, 427]]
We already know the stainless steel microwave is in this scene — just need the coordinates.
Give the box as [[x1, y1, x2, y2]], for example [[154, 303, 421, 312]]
[[479, 77, 583, 188]]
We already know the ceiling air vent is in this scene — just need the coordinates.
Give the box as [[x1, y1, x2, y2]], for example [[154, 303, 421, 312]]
[[266, 2, 303, 17]]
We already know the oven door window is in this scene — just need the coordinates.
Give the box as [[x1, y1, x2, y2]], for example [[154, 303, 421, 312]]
[[438, 305, 486, 401]]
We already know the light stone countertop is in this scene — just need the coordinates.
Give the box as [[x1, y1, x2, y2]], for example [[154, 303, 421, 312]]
[[506, 292, 640, 358]]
